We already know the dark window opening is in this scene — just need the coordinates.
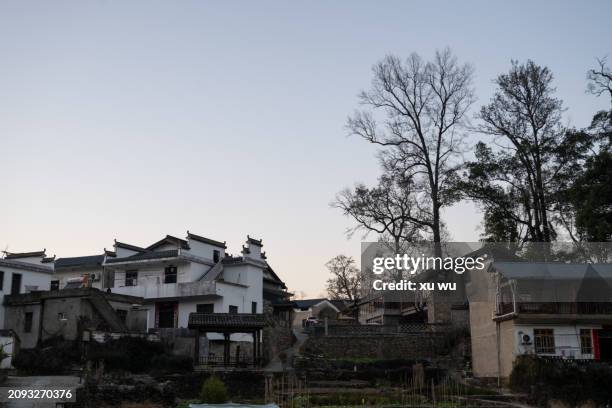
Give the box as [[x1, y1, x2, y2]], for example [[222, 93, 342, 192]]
[[157, 302, 177, 328], [125, 270, 138, 287], [0, 271, 4, 291], [50, 280, 60, 291], [251, 301, 257, 314], [164, 266, 177, 284], [116, 309, 128, 323], [24, 312, 33, 333], [197, 303, 214, 314], [11, 273, 22, 295], [213, 250, 220, 263], [229, 305, 238, 314], [580, 329, 593, 354]]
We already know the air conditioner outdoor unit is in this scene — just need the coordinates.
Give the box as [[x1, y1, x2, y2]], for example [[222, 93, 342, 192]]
[[520, 333, 532, 345]]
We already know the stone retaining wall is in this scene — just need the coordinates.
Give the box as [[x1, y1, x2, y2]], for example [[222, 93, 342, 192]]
[[302, 333, 448, 360]]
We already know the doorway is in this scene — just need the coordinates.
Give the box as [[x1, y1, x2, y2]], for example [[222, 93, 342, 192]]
[[156, 301, 178, 328]]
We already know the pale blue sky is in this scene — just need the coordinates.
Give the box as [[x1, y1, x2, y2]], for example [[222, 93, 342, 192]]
[[1, 1, 610, 296]]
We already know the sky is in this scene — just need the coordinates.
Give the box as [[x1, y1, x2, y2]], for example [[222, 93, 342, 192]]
[[0, 0, 610, 297]]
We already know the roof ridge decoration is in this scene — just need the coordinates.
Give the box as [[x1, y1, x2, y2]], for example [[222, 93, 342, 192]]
[[3, 249, 47, 259], [247, 235, 263, 247], [186, 231, 227, 249], [0, 258, 54, 274], [147, 235, 190, 251], [114, 240, 148, 253]]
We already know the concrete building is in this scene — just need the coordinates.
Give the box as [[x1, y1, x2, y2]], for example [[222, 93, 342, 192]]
[[3, 288, 145, 348], [1, 233, 291, 366], [0, 251, 55, 327], [292, 298, 348, 327], [466, 261, 612, 381]]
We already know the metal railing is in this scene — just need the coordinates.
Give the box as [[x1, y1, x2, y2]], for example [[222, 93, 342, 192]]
[[198, 355, 258, 367], [499, 302, 612, 315]]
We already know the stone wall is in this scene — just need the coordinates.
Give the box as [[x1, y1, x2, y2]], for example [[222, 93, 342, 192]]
[[302, 333, 448, 360], [263, 323, 294, 363]]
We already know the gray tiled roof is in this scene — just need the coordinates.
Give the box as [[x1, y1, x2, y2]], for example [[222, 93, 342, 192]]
[[493, 262, 612, 280], [55, 255, 105, 269], [0, 258, 54, 274], [105, 249, 179, 264], [114, 241, 147, 253], [147, 235, 189, 250], [4, 250, 46, 259], [293, 298, 328, 310]]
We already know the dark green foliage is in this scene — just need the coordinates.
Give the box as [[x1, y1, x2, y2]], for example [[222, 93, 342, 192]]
[[88, 337, 165, 373], [510, 355, 612, 406], [13, 338, 81, 375], [13, 349, 65, 375], [569, 150, 612, 241], [200, 375, 228, 404], [150, 354, 193, 374]]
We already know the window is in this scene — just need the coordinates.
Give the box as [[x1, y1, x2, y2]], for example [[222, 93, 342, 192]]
[[196, 304, 214, 314], [116, 309, 128, 323], [229, 305, 238, 314], [58, 312, 67, 320], [534, 329, 555, 354], [0, 271, 4, 291], [11, 273, 22, 295], [580, 329, 593, 354], [251, 301, 257, 314], [24, 312, 33, 333], [164, 266, 177, 284], [213, 250, 220, 263], [50, 280, 60, 291], [125, 270, 138, 286]]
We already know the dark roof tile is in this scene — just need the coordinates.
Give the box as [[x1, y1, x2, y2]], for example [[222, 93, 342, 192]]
[[187, 232, 227, 248], [55, 255, 105, 269], [4, 250, 46, 259], [105, 249, 179, 264]]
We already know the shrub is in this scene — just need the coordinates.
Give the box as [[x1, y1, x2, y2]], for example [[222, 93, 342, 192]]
[[14, 349, 65, 375], [88, 337, 165, 373], [200, 375, 228, 404], [13, 339, 81, 375], [510, 355, 612, 406]]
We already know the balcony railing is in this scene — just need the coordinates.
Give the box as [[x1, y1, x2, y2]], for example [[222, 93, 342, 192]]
[[112, 280, 216, 299], [498, 302, 612, 315], [198, 355, 259, 368]]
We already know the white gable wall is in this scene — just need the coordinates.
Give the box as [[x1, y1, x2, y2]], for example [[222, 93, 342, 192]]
[[186, 239, 225, 261], [115, 247, 143, 258], [0, 264, 53, 327]]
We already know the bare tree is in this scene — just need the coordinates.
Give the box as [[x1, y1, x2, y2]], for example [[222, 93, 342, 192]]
[[587, 56, 612, 101], [332, 172, 427, 254], [347, 48, 475, 255], [325, 255, 361, 305]]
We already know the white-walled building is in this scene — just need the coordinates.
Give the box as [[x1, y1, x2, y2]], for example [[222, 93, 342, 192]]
[[64, 232, 287, 332], [0, 251, 55, 327], [1, 234, 289, 366], [43, 232, 289, 331]]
